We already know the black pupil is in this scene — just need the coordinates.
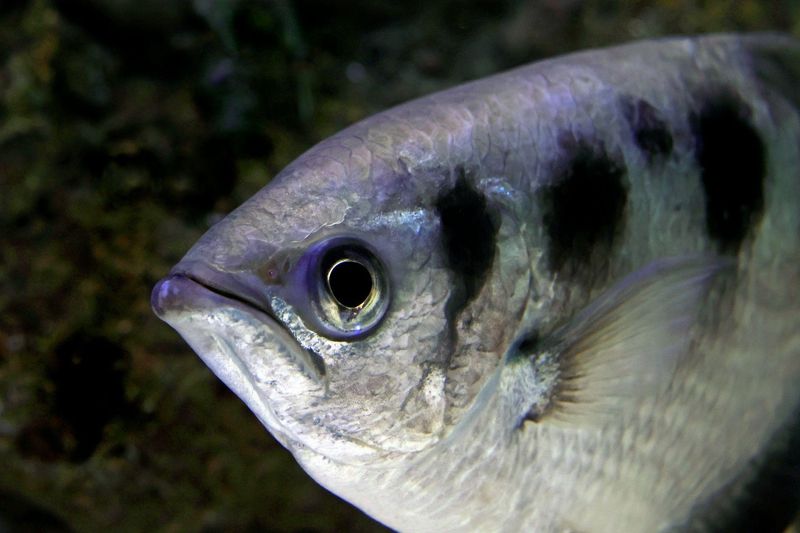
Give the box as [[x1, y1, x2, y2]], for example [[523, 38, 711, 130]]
[[327, 260, 373, 308]]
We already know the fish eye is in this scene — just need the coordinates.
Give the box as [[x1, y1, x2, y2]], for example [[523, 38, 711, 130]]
[[308, 239, 389, 340], [325, 258, 373, 309]]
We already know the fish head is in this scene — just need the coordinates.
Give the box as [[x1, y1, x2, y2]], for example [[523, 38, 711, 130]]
[[152, 131, 533, 466]]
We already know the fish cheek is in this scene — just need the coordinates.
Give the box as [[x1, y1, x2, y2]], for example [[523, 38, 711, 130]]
[[398, 364, 447, 438], [314, 236, 454, 452]]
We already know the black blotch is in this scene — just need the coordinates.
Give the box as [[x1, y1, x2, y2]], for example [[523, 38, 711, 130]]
[[521, 410, 544, 426], [691, 94, 766, 252], [435, 172, 498, 316], [620, 96, 674, 161], [541, 141, 628, 277], [515, 331, 540, 356]]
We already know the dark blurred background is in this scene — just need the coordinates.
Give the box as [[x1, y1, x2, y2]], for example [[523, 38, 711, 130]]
[[1, 0, 798, 531]]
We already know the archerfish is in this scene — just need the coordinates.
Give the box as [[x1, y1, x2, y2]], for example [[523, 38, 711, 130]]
[[152, 34, 800, 531]]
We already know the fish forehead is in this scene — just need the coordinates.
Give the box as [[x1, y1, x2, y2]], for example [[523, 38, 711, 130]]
[[191, 32, 774, 250], [186, 32, 786, 316]]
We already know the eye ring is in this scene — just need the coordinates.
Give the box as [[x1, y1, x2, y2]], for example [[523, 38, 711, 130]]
[[307, 238, 390, 340]]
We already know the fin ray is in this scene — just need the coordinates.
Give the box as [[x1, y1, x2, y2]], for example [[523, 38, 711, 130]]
[[521, 255, 732, 427]]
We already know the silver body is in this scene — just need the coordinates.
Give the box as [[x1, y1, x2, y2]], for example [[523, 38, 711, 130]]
[[152, 34, 800, 531]]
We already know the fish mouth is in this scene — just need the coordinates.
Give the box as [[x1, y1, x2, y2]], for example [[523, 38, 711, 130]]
[[151, 268, 326, 444], [151, 265, 278, 336], [160, 261, 275, 318]]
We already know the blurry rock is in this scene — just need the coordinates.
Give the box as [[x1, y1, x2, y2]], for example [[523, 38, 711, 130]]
[[0, 488, 73, 533]]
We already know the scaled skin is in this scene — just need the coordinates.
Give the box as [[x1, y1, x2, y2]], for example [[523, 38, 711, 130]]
[[154, 34, 800, 531]]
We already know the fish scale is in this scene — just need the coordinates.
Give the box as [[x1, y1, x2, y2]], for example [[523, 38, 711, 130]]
[[153, 34, 800, 531]]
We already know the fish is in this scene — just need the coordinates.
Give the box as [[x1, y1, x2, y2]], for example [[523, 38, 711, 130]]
[[151, 33, 800, 532]]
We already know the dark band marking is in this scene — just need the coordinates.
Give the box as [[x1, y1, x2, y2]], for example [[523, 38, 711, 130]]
[[541, 140, 628, 280], [690, 93, 766, 252], [435, 172, 498, 317], [620, 96, 674, 161]]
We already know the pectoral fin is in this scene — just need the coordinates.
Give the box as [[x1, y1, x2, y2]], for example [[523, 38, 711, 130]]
[[519, 255, 732, 427]]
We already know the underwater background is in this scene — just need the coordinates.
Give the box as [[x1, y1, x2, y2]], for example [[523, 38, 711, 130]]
[[1, 1, 798, 531]]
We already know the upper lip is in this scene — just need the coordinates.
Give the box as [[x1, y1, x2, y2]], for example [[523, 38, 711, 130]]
[[170, 261, 276, 319]]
